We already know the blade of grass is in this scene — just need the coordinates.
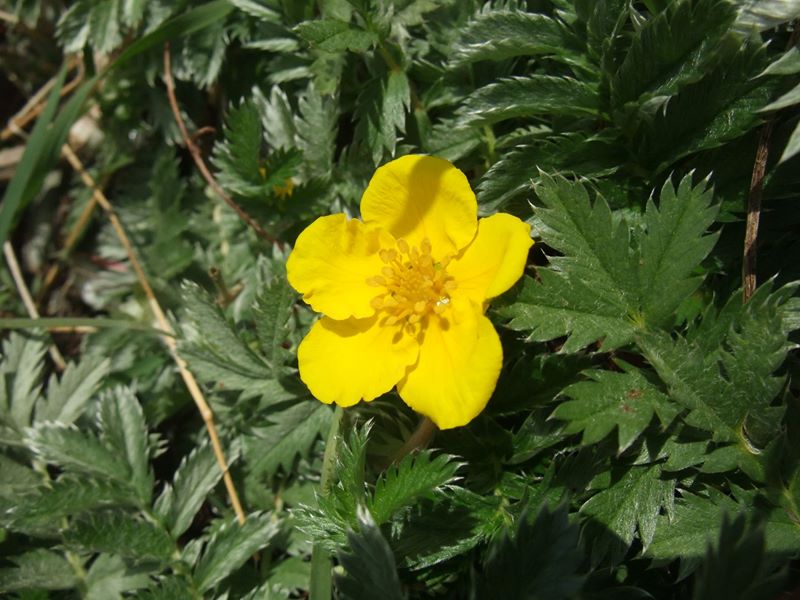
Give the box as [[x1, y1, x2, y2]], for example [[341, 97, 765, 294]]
[[1, 0, 236, 248], [0, 65, 66, 247], [0, 317, 172, 336], [112, 0, 234, 70]]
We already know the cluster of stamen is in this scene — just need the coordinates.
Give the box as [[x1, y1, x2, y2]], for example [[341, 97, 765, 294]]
[[366, 237, 456, 330]]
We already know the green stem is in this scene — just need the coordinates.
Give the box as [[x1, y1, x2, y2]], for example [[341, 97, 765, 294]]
[[388, 417, 437, 465], [309, 406, 344, 600]]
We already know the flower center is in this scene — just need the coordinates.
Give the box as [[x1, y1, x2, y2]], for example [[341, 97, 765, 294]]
[[367, 237, 456, 328]]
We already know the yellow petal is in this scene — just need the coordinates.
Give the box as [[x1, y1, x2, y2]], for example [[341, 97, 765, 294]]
[[286, 214, 393, 320], [360, 155, 478, 257], [449, 213, 532, 303], [298, 316, 419, 407], [397, 301, 502, 429]]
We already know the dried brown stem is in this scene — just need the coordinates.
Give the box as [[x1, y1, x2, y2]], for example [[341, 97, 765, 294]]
[[61, 144, 247, 525], [162, 43, 281, 247], [3, 241, 67, 371], [1, 58, 83, 141], [742, 24, 800, 303], [742, 123, 774, 303]]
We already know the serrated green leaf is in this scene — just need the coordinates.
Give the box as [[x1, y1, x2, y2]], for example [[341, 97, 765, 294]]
[[85, 554, 150, 600], [211, 101, 266, 198], [244, 402, 331, 479], [610, 0, 736, 110], [580, 463, 674, 562], [381, 70, 411, 154], [0, 549, 77, 592], [393, 488, 505, 569], [180, 282, 292, 401], [646, 491, 742, 563], [500, 173, 720, 351], [97, 387, 153, 504], [761, 46, 800, 76], [761, 81, 800, 112], [638, 282, 794, 444], [638, 175, 719, 326], [578, 0, 629, 65], [0, 453, 40, 499], [230, 0, 280, 20], [502, 270, 638, 352], [451, 9, 571, 66], [636, 39, 773, 171], [369, 450, 460, 525], [9, 477, 136, 529], [255, 85, 297, 150], [735, 0, 800, 32], [478, 502, 584, 600], [0, 333, 46, 436], [692, 513, 787, 600], [295, 424, 370, 550], [193, 513, 279, 592], [555, 363, 675, 452], [779, 120, 800, 163], [335, 506, 404, 600], [295, 19, 376, 52], [28, 423, 130, 483], [36, 357, 109, 425], [458, 76, 599, 127], [155, 441, 230, 538], [131, 576, 195, 600], [296, 82, 339, 176], [64, 511, 174, 561], [253, 270, 297, 374], [476, 133, 622, 213], [499, 175, 638, 352]]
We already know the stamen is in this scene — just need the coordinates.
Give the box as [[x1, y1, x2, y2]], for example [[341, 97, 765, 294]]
[[369, 238, 453, 329]]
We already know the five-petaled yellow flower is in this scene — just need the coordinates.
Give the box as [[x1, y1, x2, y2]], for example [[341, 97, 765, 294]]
[[286, 155, 532, 429]]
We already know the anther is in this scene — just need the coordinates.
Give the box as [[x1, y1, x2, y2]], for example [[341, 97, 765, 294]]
[[397, 239, 409, 254], [420, 238, 432, 255], [414, 301, 427, 314], [381, 266, 394, 278], [367, 276, 386, 286]]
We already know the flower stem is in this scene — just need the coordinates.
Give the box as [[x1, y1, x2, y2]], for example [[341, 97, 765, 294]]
[[309, 405, 344, 600], [389, 416, 438, 464]]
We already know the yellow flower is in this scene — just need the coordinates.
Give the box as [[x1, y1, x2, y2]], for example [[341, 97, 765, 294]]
[[286, 155, 532, 429]]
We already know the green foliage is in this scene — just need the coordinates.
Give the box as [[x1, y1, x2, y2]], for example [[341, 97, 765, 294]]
[[212, 100, 302, 201], [0, 549, 77, 592], [192, 513, 280, 592], [553, 362, 677, 452], [297, 425, 460, 551], [3, 0, 800, 596], [691, 514, 786, 600], [335, 506, 404, 600], [477, 502, 585, 600], [500, 173, 718, 351], [180, 281, 298, 403], [581, 463, 674, 563], [154, 442, 229, 538], [451, 10, 571, 65]]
